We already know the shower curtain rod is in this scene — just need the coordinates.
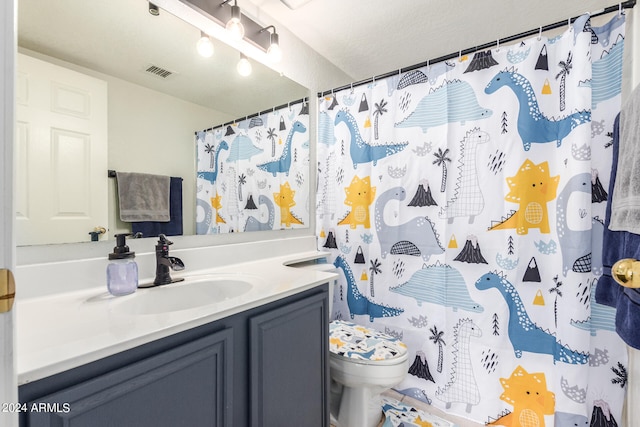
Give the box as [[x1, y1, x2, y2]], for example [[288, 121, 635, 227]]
[[318, 0, 636, 98], [198, 96, 309, 134]]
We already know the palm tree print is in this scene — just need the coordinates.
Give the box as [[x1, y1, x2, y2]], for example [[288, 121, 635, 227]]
[[204, 143, 215, 169], [237, 173, 247, 202], [432, 148, 452, 192], [373, 99, 388, 140], [369, 258, 381, 297], [555, 51, 573, 111], [429, 325, 446, 373], [548, 275, 563, 328], [267, 127, 277, 157]]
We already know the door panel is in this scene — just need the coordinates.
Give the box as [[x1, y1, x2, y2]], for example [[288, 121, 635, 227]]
[[15, 53, 107, 245]]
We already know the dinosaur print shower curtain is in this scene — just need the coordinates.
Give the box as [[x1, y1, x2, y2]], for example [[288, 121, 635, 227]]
[[196, 102, 309, 234], [317, 14, 627, 425]]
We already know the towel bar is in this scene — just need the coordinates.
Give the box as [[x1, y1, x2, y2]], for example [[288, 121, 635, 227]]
[[612, 258, 640, 288]]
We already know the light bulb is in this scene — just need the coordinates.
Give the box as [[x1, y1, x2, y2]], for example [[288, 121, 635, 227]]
[[196, 33, 214, 58], [267, 33, 282, 63], [226, 20, 245, 40], [237, 55, 252, 76], [226, 5, 245, 40]]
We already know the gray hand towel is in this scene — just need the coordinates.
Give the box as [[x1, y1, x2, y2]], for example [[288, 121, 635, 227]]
[[610, 84, 640, 233], [116, 172, 171, 222]]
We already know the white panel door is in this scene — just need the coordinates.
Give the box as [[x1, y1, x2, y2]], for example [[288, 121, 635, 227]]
[[16, 53, 107, 245]]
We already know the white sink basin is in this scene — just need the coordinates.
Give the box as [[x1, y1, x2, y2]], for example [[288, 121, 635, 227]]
[[114, 274, 255, 315]]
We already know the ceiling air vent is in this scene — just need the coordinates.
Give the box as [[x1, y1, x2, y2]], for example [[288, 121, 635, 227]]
[[144, 64, 175, 79]]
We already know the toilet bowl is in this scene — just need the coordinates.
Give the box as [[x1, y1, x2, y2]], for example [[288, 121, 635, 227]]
[[329, 320, 409, 427]]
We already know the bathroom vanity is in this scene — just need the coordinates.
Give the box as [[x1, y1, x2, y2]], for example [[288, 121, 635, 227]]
[[15, 244, 335, 427]]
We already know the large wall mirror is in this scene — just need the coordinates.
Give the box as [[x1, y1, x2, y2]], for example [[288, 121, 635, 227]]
[[16, 0, 309, 247]]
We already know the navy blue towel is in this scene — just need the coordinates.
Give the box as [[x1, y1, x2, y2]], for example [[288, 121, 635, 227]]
[[596, 114, 640, 349], [132, 177, 183, 237]]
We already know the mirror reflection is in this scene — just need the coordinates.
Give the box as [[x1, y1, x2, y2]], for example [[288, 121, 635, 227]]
[[16, 0, 309, 246]]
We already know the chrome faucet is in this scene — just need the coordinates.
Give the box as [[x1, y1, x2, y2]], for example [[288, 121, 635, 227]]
[[154, 234, 185, 285]]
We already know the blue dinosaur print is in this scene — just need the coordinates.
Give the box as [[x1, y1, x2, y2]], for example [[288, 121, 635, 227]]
[[318, 111, 336, 145], [554, 412, 588, 427], [375, 187, 444, 261], [591, 35, 624, 109], [506, 45, 531, 64], [243, 195, 275, 232], [334, 110, 407, 168], [197, 140, 229, 184], [395, 79, 492, 133], [484, 70, 591, 151], [390, 261, 483, 313], [475, 272, 589, 364], [195, 197, 213, 235], [571, 279, 616, 336], [346, 348, 376, 359], [257, 120, 306, 176], [333, 255, 404, 322], [225, 134, 263, 162], [556, 173, 604, 276], [591, 13, 625, 46]]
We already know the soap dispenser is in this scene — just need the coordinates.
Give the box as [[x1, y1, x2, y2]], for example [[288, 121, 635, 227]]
[[107, 233, 139, 296]]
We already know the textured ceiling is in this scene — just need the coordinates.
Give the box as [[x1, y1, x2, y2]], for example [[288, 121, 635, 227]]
[[18, 0, 623, 116], [245, 0, 618, 80]]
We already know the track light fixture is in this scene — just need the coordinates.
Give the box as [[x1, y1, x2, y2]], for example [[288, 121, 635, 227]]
[[237, 53, 252, 76], [196, 31, 214, 57], [260, 25, 282, 63], [222, 0, 245, 41], [180, 0, 283, 60]]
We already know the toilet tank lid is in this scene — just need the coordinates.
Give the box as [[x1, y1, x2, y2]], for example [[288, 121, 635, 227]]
[[329, 320, 408, 361]]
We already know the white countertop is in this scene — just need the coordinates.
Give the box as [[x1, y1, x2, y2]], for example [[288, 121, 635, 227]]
[[17, 250, 337, 385]]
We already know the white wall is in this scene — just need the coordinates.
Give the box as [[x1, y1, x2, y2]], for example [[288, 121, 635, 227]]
[[106, 76, 231, 236]]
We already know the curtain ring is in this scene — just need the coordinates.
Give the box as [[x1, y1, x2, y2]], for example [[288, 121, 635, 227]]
[[288, 102, 291, 111], [619, 2, 624, 15], [496, 39, 500, 53], [350, 82, 354, 94], [459, 49, 462, 61], [568, 18, 572, 31], [538, 26, 542, 41]]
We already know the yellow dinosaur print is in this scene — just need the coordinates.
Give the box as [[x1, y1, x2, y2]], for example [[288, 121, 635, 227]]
[[274, 182, 303, 227], [489, 365, 555, 427], [337, 175, 376, 229], [210, 193, 225, 224], [489, 160, 559, 235], [330, 337, 345, 347], [414, 416, 433, 427]]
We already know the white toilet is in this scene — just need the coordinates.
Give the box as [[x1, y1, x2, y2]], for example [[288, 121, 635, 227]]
[[329, 320, 409, 427]]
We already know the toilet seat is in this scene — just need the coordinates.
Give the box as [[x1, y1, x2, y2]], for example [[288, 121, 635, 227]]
[[329, 320, 408, 366]]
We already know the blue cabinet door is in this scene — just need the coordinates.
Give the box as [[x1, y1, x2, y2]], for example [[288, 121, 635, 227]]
[[249, 292, 329, 427], [26, 328, 233, 427]]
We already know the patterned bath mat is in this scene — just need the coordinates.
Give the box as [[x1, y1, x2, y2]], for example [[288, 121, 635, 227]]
[[381, 397, 458, 427]]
